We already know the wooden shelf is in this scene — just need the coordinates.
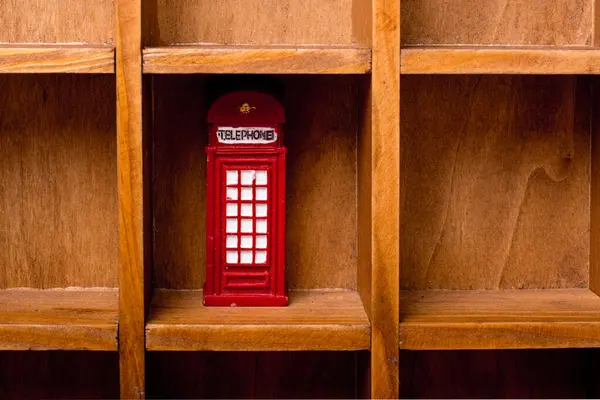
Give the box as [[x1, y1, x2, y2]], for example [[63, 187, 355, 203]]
[[0, 45, 114, 73], [143, 45, 371, 74], [146, 290, 370, 351], [401, 47, 600, 75], [400, 289, 600, 350], [0, 289, 118, 350]]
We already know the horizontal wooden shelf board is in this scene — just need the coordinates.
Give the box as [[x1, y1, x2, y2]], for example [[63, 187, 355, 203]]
[[146, 289, 370, 351], [400, 289, 600, 350], [401, 47, 600, 74], [0, 289, 118, 350], [0, 45, 114, 73], [143, 45, 371, 74]]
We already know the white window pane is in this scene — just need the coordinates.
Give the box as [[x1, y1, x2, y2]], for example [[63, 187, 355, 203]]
[[226, 188, 238, 200], [241, 203, 253, 217], [226, 203, 237, 216], [256, 235, 267, 249], [226, 170, 238, 185], [226, 235, 238, 248], [256, 187, 267, 201], [256, 219, 267, 233], [241, 187, 253, 200], [255, 170, 267, 185], [255, 251, 267, 264], [241, 170, 255, 185], [226, 219, 238, 233], [240, 251, 253, 264], [226, 251, 238, 264], [241, 219, 253, 233], [240, 235, 253, 249], [255, 203, 267, 217]]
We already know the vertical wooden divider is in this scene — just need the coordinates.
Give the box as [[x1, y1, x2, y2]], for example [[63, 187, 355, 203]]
[[370, 0, 400, 398], [117, 0, 146, 398], [591, 78, 600, 297]]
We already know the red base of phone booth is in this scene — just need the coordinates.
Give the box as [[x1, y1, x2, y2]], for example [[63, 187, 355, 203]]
[[203, 292, 288, 307]]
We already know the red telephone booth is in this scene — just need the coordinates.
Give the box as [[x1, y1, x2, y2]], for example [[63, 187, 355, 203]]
[[204, 91, 288, 306]]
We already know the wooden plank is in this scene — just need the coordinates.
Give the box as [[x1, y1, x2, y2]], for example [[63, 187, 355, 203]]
[[401, 47, 600, 74], [153, 76, 358, 290], [0, 46, 114, 73], [400, 289, 600, 349], [149, 0, 354, 45], [352, 0, 372, 46], [0, 0, 114, 44], [143, 46, 371, 74], [371, 0, 400, 397], [401, 0, 593, 46], [146, 290, 370, 351], [592, 79, 600, 297], [0, 290, 117, 350], [116, 0, 145, 397], [400, 75, 589, 291], [0, 74, 117, 289]]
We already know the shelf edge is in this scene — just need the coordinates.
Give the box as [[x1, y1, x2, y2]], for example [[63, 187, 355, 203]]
[[143, 46, 372, 74], [0, 46, 115, 74]]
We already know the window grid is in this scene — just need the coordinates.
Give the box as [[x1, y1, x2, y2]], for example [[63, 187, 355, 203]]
[[224, 168, 269, 266]]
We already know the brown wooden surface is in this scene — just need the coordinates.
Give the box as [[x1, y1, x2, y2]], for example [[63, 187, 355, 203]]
[[401, 75, 589, 291], [0, 289, 118, 350], [143, 46, 371, 74], [147, 0, 355, 45], [352, 0, 372, 46], [0, 351, 119, 399], [153, 75, 358, 290], [400, 289, 600, 350], [0, 46, 114, 73], [401, 47, 600, 74], [0, 0, 114, 44], [147, 351, 367, 399], [591, 78, 600, 297], [401, 0, 593, 46], [400, 349, 599, 399], [146, 290, 370, 351], [371, 0, 400, 397], [116, 0, 146, 397], [0, 74, 117, 289]]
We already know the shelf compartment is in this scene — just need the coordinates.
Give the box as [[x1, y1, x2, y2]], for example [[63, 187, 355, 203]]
[[146, 290, 370, 351], [0, 289, 118, 351], [400, 289, 600, 350], [0, 46, 114, 74], [401, 47, 600, 75], [143, 45, 371, 74]]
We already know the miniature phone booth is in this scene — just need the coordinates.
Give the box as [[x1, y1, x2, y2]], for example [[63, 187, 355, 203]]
[[204, 91, 288, 307]]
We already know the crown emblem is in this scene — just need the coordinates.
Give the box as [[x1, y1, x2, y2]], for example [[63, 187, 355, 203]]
[[239, 103, 256, 114]]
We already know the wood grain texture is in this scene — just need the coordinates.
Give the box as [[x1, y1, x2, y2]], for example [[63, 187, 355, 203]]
[[352, 0, 372, 46], [0, 0, 114, 44], [0, 75, 117, 289], [401, 47, 600, 75], [371, 0, 400, 397], [147, 351, 366, 399], [401, 0, 593, 46], [0, 289, 117, 350], [153, 75, 358, 290], [0, 352, 119, 400], [116, 0, 145, 397], [401, 75, 589, 291], [591, 79, 600, 297], [146, 290, 370, 351], [400, 289, 600, 349], [148, 0, 354, 45], [143, 46, 371, 74], [0, 46, 114, 73], [400, 349, 596, 399]]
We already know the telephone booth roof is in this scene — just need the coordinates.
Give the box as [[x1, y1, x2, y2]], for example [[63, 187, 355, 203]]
[[208, 91, 285, 125]]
